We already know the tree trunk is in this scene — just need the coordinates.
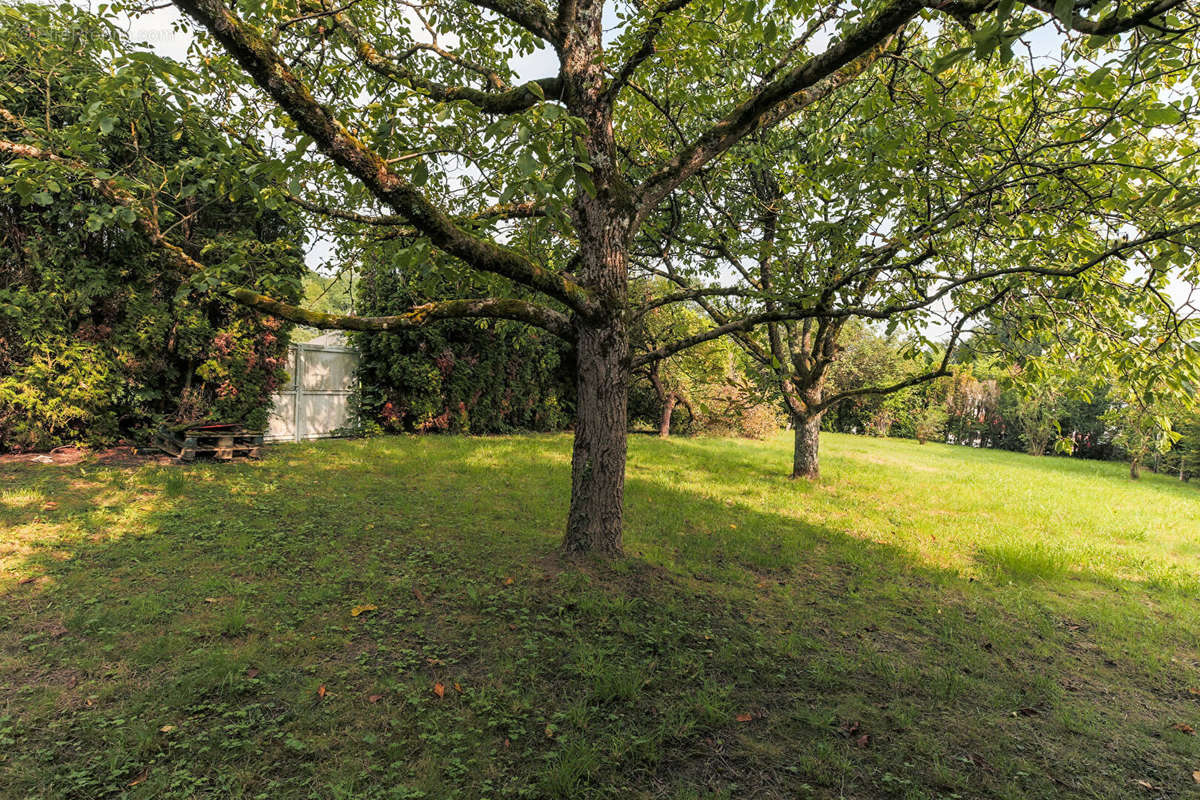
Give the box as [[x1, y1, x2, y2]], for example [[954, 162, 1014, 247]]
[[559, 0, 632, 556], [1130, 458, 1141, 480], [791, 409, 822, 480], [679, 395, 695, 431], [659, 393, 677, 438], [648, 365, 675, 438], [563, 319, 629, 556]]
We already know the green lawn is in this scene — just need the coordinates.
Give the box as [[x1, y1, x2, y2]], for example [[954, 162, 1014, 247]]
[[2, 432, 1199, 799]]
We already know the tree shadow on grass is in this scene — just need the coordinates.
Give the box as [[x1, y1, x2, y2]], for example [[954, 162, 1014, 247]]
[[1, 435, 1198, 800]]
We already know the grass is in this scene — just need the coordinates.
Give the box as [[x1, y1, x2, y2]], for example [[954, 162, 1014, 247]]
[[1, 431, 1199, 799]]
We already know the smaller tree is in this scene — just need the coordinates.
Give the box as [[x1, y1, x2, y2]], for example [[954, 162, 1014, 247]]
[[1104, 398, 1176, 479], [1014, 376, 1066, 457], [630, 293, 729, 438], [914, 405, 949, 445]]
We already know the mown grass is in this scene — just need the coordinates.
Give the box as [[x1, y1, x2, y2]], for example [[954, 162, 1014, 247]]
[[2, 432, 1199, 799]]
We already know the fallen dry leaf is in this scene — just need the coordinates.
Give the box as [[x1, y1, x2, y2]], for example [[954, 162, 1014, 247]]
[[504, 577, 514, 585], [17, 576, 35, 585], [412, 587, 427, 604], [454, 682, 463, 693], [367, 694, 383, 703], [42, 501, 58, 511], [159, 725, 176, 733], [854, 734, 870, 748], [1189, 688, 1200, 697], [350, 603, 377, 617], [1135, 779, 1154, 790], [433, 682, 445, 699], [128, 771, 148, 787], [1172, 723, 1196, 735], [317, 684, 327, 699], [1193, 770, 1200, 784], [735, 713, 753, 723], [246, 668, 259, 679], [503, 738, 510, 749]]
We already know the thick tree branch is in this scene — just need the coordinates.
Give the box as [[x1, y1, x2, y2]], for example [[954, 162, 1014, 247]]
[[633, 285, 757, 315], [228, 289, 576, 339], [328, 8, 563, 113], [1012, 0, 1184, 35], [469, 0, 558, 42], [632, 0, 1188, 234], [632, 222, 1200, 367], [287, 194, 545, 229], [170, 0, 598, 316], [0, 136, 575, 341], [633, 0, 918, 230]]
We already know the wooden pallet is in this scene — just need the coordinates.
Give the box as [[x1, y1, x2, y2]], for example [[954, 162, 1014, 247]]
[[155, 424, 263, 462]]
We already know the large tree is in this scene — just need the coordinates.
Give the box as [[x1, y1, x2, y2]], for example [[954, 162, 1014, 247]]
[[635, 38, 1200, 479], [3, 0, 1198, 552]]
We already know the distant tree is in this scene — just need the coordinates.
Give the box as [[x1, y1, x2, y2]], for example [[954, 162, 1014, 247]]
[[944, 364, 1003, 447], [1171, 414, 1200, 481], [1105, 397, 1173, 479], [914, 404, 949, 445], [1014, 376, 1067, 456], [629, 288, 731, 437], [293, 270, 355, 342], [821, 322, 915, 435]]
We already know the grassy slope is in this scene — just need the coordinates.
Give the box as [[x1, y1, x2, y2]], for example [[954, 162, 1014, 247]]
[[1, 432, 1199, 799]]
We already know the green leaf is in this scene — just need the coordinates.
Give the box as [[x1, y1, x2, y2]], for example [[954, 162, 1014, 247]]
[[411, 160, 429, 187], [517, 150, 539, 177], [931, 47, 972, 75], [1053, 0, 1074, 26], [575, 168, 596, 199], [99, 116, 116, 135]]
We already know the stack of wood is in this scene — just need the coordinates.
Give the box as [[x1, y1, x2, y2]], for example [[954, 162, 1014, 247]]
[[155, 423, 263, 462]]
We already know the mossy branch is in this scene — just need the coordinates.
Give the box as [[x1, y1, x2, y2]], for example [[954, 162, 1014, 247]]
[[227, 289, 575, 340], [171, 0, 597, 317]]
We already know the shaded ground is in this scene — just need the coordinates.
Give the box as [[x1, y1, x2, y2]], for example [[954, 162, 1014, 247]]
[[0, 445, 172, 467], [1, 432, 1198, 799]]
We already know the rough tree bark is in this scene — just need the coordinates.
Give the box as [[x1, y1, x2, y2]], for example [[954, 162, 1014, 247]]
[[791, 384, 824, 480], [565, 317, 629, 554], [647, 364, 677, 438], [559, 0, 633, 555], [659, 394, 678, 438], [791, 409, 822, 480]]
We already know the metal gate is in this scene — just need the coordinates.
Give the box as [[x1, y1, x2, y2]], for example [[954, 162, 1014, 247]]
[[265, 333, 359, 442]]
